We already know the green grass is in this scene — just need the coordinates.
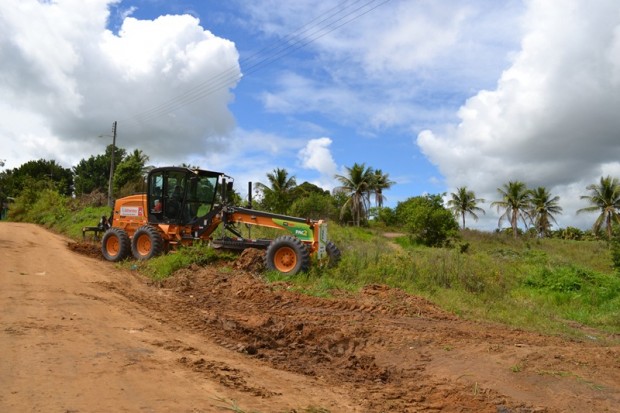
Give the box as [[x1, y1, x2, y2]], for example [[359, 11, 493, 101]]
[[131, 243, 236, 281], [263, 224, 620, 338], [61, 205, 112, 239]]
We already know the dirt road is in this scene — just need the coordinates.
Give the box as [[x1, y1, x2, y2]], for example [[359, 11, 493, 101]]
[[1, 222, 619, 412]]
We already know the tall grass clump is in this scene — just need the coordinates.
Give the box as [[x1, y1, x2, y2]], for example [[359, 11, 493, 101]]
[[60, 205, 112, 239], [519, 264, 620, 331], [140, 242, 233, 281], [10, 188, 69, 227]]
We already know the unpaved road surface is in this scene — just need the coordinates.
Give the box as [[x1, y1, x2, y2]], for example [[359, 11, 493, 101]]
[[1, 223, 619, 412]]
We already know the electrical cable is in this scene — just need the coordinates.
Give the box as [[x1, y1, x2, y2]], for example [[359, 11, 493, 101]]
[[119, 0, 392, 128]]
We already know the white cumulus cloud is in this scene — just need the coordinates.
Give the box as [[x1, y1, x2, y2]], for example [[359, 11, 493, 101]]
[[0, 0, 240, 169], [298, 137, 338, 189], [417, 0, 620, 230]]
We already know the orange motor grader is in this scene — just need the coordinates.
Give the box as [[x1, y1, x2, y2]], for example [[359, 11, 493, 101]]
[[101, 166, 340, 275]]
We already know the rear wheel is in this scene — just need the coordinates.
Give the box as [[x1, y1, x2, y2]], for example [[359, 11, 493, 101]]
[[326, 241, 341, 267], [131, 225, 164, 260], [101, 228, 131, 262], [265, 235, 310, 275]]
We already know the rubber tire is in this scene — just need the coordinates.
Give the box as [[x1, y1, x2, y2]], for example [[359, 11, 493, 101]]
[[131, 225, 164, 260], [265, 235, 310, 275], [326, 241, 342, 267], [101, 227, 131, 262]]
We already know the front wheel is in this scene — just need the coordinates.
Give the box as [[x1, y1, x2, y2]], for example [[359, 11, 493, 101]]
[[131, 225, 164, 260], [265, 236, 310, 275], [102, 228, 131, 262]]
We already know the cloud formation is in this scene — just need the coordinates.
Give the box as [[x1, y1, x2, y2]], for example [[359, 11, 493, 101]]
[[246, 0, 522, 133], [298, 137, 338, 189], [417, 0, 620, 230], [0, 0, 240, 169]]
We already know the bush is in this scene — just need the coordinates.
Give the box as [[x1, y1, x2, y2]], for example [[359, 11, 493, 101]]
[[552, 226, 584, 240], [370, 206, 397, 226], [9, 184, 68, 226], [395, 194, 459, 247], [289, 192, 339, 221]]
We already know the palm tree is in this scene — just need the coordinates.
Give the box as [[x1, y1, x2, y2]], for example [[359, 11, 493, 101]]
[[371, 169, 395, 208], [255, 168, 297, 214], [529, 186, 562, 237], [334, 163, 374, 226], [577, 175, 620, 239], [491, 180, 531, 238], [447, 186, 485, 229]]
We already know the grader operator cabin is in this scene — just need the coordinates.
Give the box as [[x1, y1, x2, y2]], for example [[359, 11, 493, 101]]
[[100, 166, 341, 275]]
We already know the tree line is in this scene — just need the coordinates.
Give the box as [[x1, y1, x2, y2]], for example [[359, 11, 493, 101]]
[[0, 145, 149, 204], [253, 163, 395, 226], [447, 177, 620, 240], [1, 150, 620, 243]]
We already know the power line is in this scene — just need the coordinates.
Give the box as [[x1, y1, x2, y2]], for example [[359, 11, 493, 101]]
[[119, 0, 391, 128]]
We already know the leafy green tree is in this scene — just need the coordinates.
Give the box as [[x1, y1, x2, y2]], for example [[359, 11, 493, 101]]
[[491, 181, 531, 238], [334, 163, 374, 226], [289, 192, 338, 221], [113, 149, 149, 196], [447, 186, 485, 229], [0, 159, 73, 197], [73, 154, 110, 196], [0, 168, 16, 206], [395, 194, 459, 247], [578, 175, 620, 239], [371, 169, 395, 208], [331, 190, 352, 223], [290, 181, 330, 200], [529, 186, 562, 237], [370, 206, 397, 226], [73, 145, 125, 196], [255, 168, 297, 214]]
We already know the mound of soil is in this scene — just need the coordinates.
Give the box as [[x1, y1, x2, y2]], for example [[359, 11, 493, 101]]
[[67, 241, 102, 259], [232, 248, 265, 273]]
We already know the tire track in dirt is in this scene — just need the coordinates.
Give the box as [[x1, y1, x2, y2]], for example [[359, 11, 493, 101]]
[[80, 246, 620, 412]]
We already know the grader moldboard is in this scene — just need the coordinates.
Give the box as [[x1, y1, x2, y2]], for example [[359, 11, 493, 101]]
[[101, 166, 340, 275]]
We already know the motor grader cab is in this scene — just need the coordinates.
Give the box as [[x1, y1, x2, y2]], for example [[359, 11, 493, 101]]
[[101, 166, 340, 275]]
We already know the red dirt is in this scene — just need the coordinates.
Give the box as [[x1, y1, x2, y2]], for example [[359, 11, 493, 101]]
[[2, 222, 619, 412], [67, 240, 103, 259]]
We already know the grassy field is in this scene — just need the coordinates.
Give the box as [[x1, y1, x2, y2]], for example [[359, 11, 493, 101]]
[[11, 198, 620, 339], [265, 224, 620, 338]]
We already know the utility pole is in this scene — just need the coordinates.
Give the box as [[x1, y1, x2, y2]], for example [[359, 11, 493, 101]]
[[107, 121, 117, 208]]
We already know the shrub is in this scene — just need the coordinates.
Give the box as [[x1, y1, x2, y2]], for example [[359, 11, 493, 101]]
[[395, 194, 459, 247], [289, 192, 339, 221], [610, 236, 620, 273], [9, 183, 68, 226]]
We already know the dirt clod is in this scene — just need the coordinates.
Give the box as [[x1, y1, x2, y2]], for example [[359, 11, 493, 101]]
[[232, 248, 265, 273]]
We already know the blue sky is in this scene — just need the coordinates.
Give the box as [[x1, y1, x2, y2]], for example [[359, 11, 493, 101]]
[[2, 0, 620, 230]]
